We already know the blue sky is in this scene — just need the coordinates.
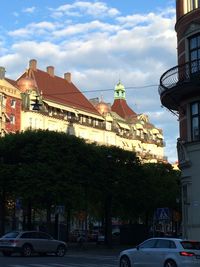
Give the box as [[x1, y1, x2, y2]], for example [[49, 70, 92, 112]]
[[0, 0, 178, 163]]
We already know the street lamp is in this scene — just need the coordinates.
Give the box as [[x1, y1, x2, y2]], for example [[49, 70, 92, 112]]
[[31, 96, 42, 111]]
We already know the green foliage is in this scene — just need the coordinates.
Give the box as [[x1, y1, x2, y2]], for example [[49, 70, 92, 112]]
[[0, 130, 181, 226]]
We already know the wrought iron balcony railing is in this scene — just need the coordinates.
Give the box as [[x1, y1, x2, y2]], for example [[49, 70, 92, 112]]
[[159, 59, 200, 94]]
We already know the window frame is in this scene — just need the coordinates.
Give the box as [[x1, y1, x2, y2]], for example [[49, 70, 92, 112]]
[[10, 99, 16, 108], [188, 34, 200, 73], [10, 114, 15, 125], [190, 101, 200, 141]]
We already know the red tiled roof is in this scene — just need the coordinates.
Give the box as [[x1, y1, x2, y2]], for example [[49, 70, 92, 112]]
[[18, 69, 102, 117], [111, 99, 137, 119], [5, 78, 18, 88]]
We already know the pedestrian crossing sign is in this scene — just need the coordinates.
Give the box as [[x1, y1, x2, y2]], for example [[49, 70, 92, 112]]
[[156, 208, 170, 220]]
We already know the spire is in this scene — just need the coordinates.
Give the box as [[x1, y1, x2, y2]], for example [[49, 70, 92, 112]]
[[114, 80, 126, 100]]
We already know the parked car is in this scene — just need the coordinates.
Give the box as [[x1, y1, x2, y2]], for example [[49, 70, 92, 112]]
[[0, 231, 67, 257], [119, 237, 200, 267]]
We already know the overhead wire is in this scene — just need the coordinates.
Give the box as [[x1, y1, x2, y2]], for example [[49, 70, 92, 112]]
[[44, 84, 159, 96]]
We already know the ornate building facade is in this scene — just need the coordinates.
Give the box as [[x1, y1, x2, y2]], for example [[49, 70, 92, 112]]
[[0, 67, 21, 136], [159, 0, 200, 238], [1, 59, 165, 163]]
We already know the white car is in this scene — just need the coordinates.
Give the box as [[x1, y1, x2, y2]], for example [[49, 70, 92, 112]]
[[0, 231, 67, 257], [119, 237, 200, 267]]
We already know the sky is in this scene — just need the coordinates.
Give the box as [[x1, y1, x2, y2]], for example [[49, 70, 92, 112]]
[[0, 0, 179, 163]]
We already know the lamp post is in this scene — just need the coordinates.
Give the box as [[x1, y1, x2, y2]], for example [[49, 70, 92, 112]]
[[31, 95, 42, 111]]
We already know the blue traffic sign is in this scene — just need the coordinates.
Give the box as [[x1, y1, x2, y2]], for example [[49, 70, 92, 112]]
[[156, 208, 170, 220]]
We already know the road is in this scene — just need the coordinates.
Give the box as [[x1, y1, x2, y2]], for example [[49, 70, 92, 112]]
[[0, 249, 119, 267]]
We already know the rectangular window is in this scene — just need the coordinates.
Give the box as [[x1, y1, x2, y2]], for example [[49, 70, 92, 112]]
[[11, 99, 16, 108], [2, 96, 6, 107], [189, 34, 200, 73], [191, 102, 200, 141], [10, 114, 15, 124]]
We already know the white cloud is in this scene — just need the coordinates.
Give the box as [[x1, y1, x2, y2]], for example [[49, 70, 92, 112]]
[[50, 1, 120, 18], [22, 6, 36, 14], [52, 20, 120, 38], [8, 21, 58, 38]]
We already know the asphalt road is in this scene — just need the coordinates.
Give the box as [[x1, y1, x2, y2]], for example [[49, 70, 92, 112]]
[[0, 247, 121, 267]]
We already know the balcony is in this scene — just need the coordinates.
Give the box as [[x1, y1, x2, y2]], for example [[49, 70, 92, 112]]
[[159, 59, 200, 111]]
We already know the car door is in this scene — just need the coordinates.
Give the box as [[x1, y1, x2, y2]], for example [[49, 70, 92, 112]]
[[132, 239, 158, 267], [36, 232, 55, 253], [154, 239, 177, 266], [20, 232, 38, 251]]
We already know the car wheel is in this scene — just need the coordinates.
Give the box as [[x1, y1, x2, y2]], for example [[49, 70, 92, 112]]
[[2, 251, 12, 256], [164, 259, 177, 267], [22, 244, 32, 257], [56, 245, 66, 257], [120, 256, 131, 267]]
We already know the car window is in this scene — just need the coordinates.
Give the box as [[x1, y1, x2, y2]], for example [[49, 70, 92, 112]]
[[181, 241, 200, 250], [2, 232, 20, 238], [139, 239, 157, 248], [155, 239, 176, 248], [38, 232, 52, 239], [21, 232, 37, 239]]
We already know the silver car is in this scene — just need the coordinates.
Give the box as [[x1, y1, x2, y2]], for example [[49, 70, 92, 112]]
[[119, 237, 200, 267], [0, 231, 67, 257]]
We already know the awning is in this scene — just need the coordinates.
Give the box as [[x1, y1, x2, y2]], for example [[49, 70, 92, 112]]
[[105, 114, 113, 122], [44, 100, 104, 120], [43, 100, 76, 113], [118, 122, 130, 130], [151, 128, 160, 134], [78, 109, 104, 120], [135, 123, 143, 130]]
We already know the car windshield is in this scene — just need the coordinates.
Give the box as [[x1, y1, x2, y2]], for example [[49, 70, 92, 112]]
[[181, 241, 200, 250], [2, 232, 20, 238]]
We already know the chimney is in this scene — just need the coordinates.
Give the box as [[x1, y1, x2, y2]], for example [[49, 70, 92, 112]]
[[29, 59, 37, 71], [64, 72, 71, 83], [0, 67, 6, 79], [47, 66, 54, 77]]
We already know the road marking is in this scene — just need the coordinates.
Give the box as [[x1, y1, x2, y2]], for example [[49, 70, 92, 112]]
[[9, 259, 117, 267], [9, 263, 116, 267]]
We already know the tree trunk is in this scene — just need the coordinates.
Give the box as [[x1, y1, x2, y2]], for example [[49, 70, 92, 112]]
[[46, 205, 51, 234], [66, 209, 71, 242], [27, 199, 32, 230], [104, 193, 112, 248], [0, 191, 6, 235]]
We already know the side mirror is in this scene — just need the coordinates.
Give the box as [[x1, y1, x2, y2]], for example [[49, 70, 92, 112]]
[[136, 245, 140, 250]]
